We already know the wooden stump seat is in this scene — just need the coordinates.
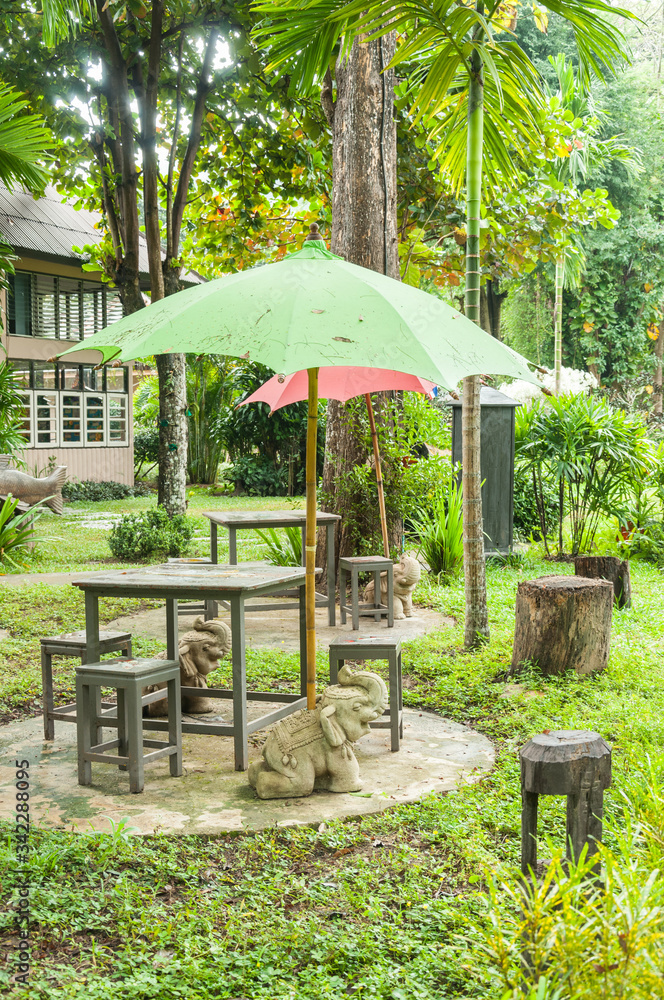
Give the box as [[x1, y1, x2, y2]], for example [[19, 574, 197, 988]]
[[511, 575, 613, 676], [573, 554, 631, 609]]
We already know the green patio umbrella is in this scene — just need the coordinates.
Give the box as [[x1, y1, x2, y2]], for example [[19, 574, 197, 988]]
[[58, 227, 538, 709]]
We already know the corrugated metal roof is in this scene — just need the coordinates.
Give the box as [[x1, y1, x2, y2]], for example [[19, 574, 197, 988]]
[[0, 185, 202, 284]]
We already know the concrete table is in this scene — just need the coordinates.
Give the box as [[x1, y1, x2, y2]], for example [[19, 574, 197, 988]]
[[203, 509, 340, 625], [71, 564, 307, 771]]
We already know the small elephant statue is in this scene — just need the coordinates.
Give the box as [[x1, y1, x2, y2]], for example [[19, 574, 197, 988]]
[[248, 664, 388, 799], [363, 553, 421, 620], [144, 616, 232, 716]]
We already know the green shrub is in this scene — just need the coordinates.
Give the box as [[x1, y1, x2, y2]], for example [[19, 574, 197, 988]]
[[228, 455, 289, 496], [515, 394, 654, 555], [513, 464, 558, 541], [63, 480, 151, 502], [133, 427, 159, 479], [108, 508, 194, 561]]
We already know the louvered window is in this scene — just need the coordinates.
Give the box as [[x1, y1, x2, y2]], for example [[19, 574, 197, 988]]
[[9, 361, 130, 449], [7, 271, 123, 341]]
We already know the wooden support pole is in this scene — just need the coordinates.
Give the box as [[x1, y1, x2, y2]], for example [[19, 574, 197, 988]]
[[306, 368, 319, 710]]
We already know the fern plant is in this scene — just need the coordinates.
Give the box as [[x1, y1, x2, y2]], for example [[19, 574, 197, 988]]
[[409, 481, 463, 582], [255, 526, 303, 567]]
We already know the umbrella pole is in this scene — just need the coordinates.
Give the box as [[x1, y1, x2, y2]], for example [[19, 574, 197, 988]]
[[306, 368, 319, 710], [365, 393, 390, 560]]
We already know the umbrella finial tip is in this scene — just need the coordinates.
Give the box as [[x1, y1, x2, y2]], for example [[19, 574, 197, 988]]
[[304, 223, 325, 242]]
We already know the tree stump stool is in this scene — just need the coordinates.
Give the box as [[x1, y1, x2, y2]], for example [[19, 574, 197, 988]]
[[520, 730, 611, 877], [573, 555, 631, 609], [511, 576, 613, 676]]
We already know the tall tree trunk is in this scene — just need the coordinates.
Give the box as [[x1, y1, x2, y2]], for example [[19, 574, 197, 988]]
[[156, 354, 188, 515], [654, 315, 664, 417], [554, 252, 564, 393], [317, 32, 398, 579], [463, 30, 489, 648]]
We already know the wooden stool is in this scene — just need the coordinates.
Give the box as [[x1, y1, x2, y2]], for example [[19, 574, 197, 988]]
[[76, 658, 182, 794], [166, 557, 218, 619], [40, 629, 132, 741], [520, 730, 611, 877], [329, 636, 403, 751], [339, 556, 394, 630]]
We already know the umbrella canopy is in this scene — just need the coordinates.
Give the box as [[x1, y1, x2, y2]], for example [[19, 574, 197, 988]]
[[58, 233, 539, 713], [238, 366, 436, 413], [58, 241, 536, 390], [239, 366, 437, 559]]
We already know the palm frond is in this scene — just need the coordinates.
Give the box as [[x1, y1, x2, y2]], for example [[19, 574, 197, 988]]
[[0, 85, 52, 193]]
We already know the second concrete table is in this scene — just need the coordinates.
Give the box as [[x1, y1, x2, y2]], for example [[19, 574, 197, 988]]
[[203, 509, 340, 625]]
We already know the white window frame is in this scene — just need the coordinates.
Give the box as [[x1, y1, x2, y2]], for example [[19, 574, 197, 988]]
[[59, 390, 84, 448], [34, 391, 58, 449], [16, 390, 34, 449], [83, 391, 106, 447], [106, 393, 128, 446]]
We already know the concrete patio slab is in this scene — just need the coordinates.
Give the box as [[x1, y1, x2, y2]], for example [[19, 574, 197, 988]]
[[0, 707, 493, 834], [107, 601, 454, 652]]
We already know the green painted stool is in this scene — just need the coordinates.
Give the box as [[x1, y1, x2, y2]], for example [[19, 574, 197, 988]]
[[339, 556, 394, 630], [41, 629, 132, 741], [76, 658, 182, 794], [329, 636, 403, 751]]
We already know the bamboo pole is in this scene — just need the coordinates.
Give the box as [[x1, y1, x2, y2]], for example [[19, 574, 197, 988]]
[[305, 367, 319, 709], [365, 393, 390, 558]]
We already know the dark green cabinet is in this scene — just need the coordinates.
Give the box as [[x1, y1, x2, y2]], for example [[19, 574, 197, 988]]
[[450, 387, 519, 554]]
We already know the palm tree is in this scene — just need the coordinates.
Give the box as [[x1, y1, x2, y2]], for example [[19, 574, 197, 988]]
[[254, 0, 634, 647]]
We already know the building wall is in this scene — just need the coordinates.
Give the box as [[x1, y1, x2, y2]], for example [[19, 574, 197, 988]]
[[1, 254, 134, 485]]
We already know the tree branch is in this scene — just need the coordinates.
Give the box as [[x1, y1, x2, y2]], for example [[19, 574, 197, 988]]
[[169, 26, 219, 266]]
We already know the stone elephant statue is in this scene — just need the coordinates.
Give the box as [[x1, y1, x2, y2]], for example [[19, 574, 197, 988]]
[[144, 616, 232, 715], [363, 553, 421, 620], [248, 664, 388, 799]]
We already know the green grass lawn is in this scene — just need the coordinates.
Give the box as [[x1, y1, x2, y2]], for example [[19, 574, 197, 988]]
[[2, 500, 664, 997], [0, 487, 306, 576]]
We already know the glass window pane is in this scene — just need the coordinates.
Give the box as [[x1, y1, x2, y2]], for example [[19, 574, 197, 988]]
[[35, 392, 57, 446], [8, 273, 32, 336], [34, 362, 57, 390], [105, 366, 127, 392], [60, 365, 82, 390], [58, 278, 81, 340], [33, 274, 57, 338], [10, 362, 31, 388], [61, 392, 82, 444], [82, 366, 99, 390], [107, 394, 127, 443], [85, 394, 105, 444]]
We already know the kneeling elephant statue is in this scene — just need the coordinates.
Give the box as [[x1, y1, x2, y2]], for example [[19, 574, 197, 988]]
[[248, 665, 388, 799]]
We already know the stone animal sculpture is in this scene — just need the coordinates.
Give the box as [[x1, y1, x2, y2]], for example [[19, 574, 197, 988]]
[[0, 465, 67, 515], [144, 616, 232, 715], [248, 665, 388, 799], [363, 553, 421, 620]]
